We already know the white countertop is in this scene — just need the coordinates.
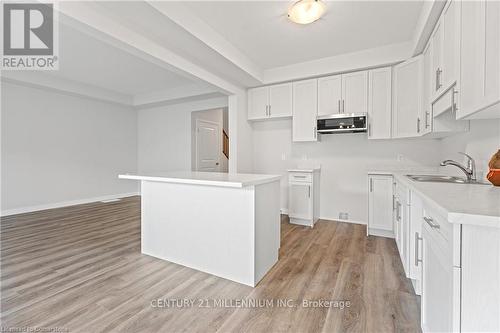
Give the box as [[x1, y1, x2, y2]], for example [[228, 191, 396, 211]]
[[369, 170, 500, 228], [119, 171, 282, 188]]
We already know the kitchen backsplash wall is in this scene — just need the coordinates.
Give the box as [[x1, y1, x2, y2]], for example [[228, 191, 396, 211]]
[[252, 119, 443, 224], [440, 119, 500, 181]]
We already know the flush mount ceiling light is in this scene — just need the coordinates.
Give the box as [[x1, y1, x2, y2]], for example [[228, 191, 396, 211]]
[[288, 0, 326, 25]]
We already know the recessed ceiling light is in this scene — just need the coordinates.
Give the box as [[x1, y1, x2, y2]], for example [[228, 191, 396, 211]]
[[288, 0, 326, 25]]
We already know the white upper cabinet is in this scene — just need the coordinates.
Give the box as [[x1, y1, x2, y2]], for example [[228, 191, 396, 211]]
[[318, 75, 342, 116], [392, 56, 423, 138], [441, 0, 460, 91], [421, 43, 433, 135], [459, 0, 500, 119], [342, 71, 368, 115], [248, 86, 268, 120], [430, 0, 460, 99], [368, 67, 392, 139], [269, 83, 293, 118], [292, 79, 318, 142], [317, 71, 368, 116], [247, 83, 292, 120], [431, 21, 443, 96]]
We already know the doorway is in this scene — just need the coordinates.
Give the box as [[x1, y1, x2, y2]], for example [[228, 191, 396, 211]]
[[192, 108, 229, 172]]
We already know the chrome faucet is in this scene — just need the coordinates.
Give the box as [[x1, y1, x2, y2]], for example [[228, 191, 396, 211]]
[[440, 152, 476, 182]]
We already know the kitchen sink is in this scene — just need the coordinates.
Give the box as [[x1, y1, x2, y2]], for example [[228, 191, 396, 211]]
[[406, 175, 489, 185]]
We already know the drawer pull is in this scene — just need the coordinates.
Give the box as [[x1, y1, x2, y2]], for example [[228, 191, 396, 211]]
[[294, 175, 307, 178], [423, 216, 440, 229], [415, 232, 422, 266]]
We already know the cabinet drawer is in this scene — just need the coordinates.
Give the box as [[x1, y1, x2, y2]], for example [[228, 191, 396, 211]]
[[288, 173, 312, 183], [422, 206, 452, 244]]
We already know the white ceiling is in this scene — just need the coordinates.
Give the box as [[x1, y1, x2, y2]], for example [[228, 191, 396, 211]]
[[50, 22, 212, 96], [184, 1, 424, 69]]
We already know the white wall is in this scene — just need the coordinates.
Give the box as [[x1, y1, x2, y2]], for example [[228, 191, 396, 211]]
[[440, 119, 500, 181], [252, 119, 443, 223], [1, 82, 138, 214], [137, 96, 228, 173]]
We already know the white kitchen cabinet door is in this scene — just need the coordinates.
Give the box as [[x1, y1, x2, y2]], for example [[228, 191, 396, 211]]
[[441, 0, 460, 91], [368, 175, 393, 236], [342, 71, 368, 114], [288, 182, 312, 220], [293, 79, 318, 142], [421, 43, 433, 135], [393, 56, 423, 138], [421, 223, 454, 333], [318, 75, 342, 116], [368, 68, 392, 139], [408, 191, 423, 295], [269, 83, 292, 118], [459, 0, 500, 119], [248, 86, 269, 120], [431, 21, 443, 97]]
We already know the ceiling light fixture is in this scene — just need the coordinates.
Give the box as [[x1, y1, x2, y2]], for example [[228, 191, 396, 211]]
[[288, 0, 326, 25]]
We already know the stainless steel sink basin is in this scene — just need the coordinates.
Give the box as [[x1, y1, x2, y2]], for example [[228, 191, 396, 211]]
[[406, 175, 489, 185]]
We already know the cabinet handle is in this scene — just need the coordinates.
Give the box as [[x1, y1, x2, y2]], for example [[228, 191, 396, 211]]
[[314, 126, 317, 139], [265, 105, 269, 116], [308, 185, 311, 198], [423, 216, 440, 229], [417, 117, 421, 133], [294, 175, 307, 179], [342, 100, 345, 113], [269, 105, 271, 116], [338, 100, 341, 113], [369, 178, 373, 192], [415, 232, 422, 266], [368, 123, 371, 137], [396, 202, 402, 221], [425, 111, 430, 129], [392, 195, 396, 210]]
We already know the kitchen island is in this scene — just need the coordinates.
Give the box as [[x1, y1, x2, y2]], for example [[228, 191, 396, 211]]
[[119, 171, 282, 287]]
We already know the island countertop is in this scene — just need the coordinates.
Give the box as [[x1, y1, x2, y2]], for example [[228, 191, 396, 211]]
[[119, 171, 282, 188]]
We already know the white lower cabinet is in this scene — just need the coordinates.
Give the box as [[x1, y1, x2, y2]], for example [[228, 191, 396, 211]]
[[288, 170, 320, 227], [367, 174, 394, 237], [408, 190, 423, 295], [420, 205, 461, 333], [394, 180, 409, 277], [372, 174, 500, 332]]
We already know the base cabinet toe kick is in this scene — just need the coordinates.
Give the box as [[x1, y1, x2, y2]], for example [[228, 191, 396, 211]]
[[368, 172, 500, 332], [119, 172, 282, 287]]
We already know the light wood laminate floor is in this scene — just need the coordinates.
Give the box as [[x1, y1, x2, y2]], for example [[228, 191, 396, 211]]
[[1, 196, 420, 332]]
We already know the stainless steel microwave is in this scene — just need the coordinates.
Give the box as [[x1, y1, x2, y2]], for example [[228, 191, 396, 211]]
[[317, 113, 367, 134]]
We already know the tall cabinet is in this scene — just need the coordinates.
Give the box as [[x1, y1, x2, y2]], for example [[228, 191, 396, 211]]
[[392, 56, 423, 138], [292, 79, 318, 142], [368, 67, 392, 139]]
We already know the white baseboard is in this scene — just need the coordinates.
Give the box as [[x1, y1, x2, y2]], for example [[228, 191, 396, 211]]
[[368, 228, 395, 238], [280, 209, 366, 226], [319, 217, 366, 225], [1, 192, 140, 217]]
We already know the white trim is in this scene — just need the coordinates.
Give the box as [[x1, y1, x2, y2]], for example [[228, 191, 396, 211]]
[[1, 73, 132, 106], [1, 192, 140, 217], [281, 211, 366, 226], [320, 217, 367, 225], [368, 228, 395, 239], [262, 42, 412, 84]]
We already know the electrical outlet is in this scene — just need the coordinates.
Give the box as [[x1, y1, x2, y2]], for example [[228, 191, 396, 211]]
[[281, 152, 286, 161], [339, 212, 349, 220]]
